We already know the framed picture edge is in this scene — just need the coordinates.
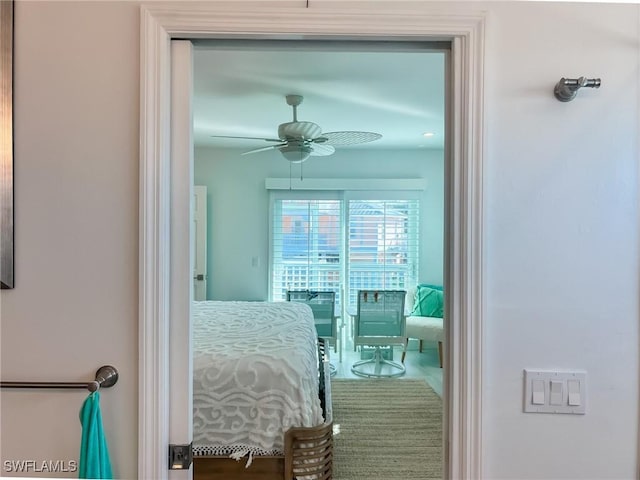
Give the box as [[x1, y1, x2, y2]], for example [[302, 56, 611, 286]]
[[1, 0, 15, 290]]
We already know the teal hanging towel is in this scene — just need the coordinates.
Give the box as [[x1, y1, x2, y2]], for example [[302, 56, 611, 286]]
[[79, 391, 113, 479]]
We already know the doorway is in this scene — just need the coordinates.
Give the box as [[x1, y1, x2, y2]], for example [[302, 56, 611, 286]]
[[192, 40, 445, 394], [139, 5, 485, 479]]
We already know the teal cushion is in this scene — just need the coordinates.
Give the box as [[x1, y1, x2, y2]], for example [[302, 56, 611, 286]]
[[411, 285, 444, 317]]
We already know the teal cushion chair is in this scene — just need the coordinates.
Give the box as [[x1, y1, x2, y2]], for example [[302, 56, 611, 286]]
[[401, 285, 444, 368]]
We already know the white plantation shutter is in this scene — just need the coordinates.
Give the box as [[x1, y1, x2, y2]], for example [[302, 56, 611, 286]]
[[271, 199, 344, 305], [346, 199, 419, 308], [270, 193, 420, 311]]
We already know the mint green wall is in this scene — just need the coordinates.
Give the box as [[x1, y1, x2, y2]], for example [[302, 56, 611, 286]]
[[194, 147, 444, 300]]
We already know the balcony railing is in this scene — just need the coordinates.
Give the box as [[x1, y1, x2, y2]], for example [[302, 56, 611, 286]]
[[273, 261, 414, 309]]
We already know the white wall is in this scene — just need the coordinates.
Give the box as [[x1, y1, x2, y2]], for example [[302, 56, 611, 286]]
[[194, 147, 445, 301], [1, 1, 638, 480], [0, 1, 140, 478], [482, 2, 639, 478]]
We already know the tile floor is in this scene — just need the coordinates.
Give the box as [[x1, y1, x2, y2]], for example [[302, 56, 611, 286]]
[[327, 323, 443, 397]]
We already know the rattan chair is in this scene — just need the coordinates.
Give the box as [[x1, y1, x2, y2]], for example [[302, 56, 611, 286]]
[[351, 289, 406, 378]]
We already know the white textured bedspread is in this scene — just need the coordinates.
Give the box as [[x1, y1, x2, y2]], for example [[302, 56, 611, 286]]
[[192, 301, 324, 457]]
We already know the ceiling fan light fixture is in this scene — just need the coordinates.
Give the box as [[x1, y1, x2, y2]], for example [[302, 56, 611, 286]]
[[279, 144, 312, 163]]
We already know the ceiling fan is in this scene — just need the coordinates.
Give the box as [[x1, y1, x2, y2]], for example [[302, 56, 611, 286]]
[[210, 94, 382, 163]]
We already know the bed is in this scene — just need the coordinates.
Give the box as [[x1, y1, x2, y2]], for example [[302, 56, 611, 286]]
[[192, 301, 333, 480]]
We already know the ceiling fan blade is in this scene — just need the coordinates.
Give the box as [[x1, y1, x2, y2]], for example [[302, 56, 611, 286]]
[[210, 134, 283, 143], [241, 144, 285, 155], [316, 131, 382, 146], [310, 144, 336, 156]]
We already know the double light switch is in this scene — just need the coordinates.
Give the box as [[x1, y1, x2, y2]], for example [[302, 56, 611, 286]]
[[524, 370, 586, 414]]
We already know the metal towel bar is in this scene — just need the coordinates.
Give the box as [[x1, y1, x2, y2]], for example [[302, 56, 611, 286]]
[[0, 365, 118, 392]]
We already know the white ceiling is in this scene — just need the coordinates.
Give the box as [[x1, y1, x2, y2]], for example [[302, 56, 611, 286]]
[[193, 41, 446, 153]]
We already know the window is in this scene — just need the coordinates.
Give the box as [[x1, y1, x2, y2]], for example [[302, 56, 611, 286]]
[[270, 193, 419, 309], [346, 199, 419, 307], [271, 198, 343, 303]]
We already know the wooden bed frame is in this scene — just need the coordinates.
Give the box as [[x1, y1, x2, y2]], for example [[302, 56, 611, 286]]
[[193, 339, 334, 480]]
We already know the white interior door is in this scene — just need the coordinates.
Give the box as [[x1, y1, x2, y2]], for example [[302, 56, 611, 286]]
[[193, 186, 207, 300], [169, 39, 194, 480]]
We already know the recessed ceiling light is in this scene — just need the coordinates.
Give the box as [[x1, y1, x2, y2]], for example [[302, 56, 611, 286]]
[[422, 132, 435, 138]]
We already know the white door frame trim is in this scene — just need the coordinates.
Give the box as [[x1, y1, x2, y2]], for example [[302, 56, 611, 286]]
[[139, 4, 485, 479]]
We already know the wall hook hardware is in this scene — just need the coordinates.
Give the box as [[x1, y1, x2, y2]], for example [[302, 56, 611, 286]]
[[554, 77, 601, 102]]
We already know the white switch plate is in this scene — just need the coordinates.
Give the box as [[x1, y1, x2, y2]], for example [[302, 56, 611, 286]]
[[523, 369, 587, 414]]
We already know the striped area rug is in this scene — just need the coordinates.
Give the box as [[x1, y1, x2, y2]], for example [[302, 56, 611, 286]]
[[330, 379, 443, 480]]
